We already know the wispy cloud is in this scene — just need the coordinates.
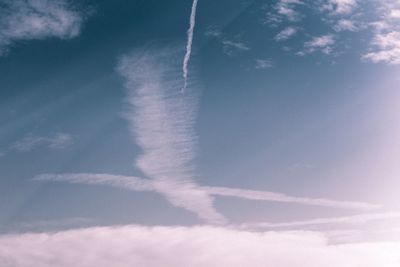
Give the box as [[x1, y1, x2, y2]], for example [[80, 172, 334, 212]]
[[303, 34, 335, 55], [255, 58, 274, 69], [1, 225, 400, 267], [362, 31, 400, 64], [274, 26, 298, 41], [275, 0, 303, 22], [221, 39, 250, 56], [333, 19, 359, 32], [10, 133, 74, 152], [32, 45, 383, 225], [243, 212, 400, 228], [322, 0, 358, 15], [34, 172, 380, 211], [117, 48, 226, 224], [0, 0, 85, 56]]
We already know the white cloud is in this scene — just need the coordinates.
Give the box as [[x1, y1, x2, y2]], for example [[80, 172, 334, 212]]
[[275, 0, 303, 22], [10, 133, 74, 152], [1, 225, 400, 267], [117, 48, 226, 224], [222, 39, 250, 56], [255, 58, 274, 69], [362, 31, 400, 64], [243, 212, 400, 228], [275, 26, 298, 41], [323, 0, 358, 15], [34, 173, 380, 211], [0, 0, 84, 56], [361, 1, 400, 65], [304, 34, 335, 54], [334, 19, 359, 31]]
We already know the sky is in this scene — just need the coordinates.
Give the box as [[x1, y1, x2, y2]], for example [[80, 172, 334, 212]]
[[1, 0, 400, 266]]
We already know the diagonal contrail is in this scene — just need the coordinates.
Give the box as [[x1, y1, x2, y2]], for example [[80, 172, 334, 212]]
[[182, 0, 199, 92], [34, 173, 380, 212]]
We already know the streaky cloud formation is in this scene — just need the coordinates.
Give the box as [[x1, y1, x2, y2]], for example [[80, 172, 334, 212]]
[[34, 173, 380, 211], [0, 0, 84, 56], [242, 212, 400, 229], [1, 225, 400, 267], [182, 0, 199, 92], [10, 133, 74, 152], [117, 48, 226, 224]]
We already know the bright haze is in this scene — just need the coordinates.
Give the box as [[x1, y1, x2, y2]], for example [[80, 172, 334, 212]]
[[1, 0, 400, 266]]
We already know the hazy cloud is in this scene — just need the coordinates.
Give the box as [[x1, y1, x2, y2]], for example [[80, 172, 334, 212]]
[[1, 225, 400, 267], [275, 26, 298, 41], [333, 19, 359, 32], [117, 48, 226, 224], [34, 173, 380, 212], [222, 39, 250, 56], [303, 34, 335, 54], [322, 0, 358, 15], [363, 31, 400, 64], [255, 58, 274, 69], [10, 133, 74, 152], [243, 212, 400, 228], [0, 0, 85, 56]]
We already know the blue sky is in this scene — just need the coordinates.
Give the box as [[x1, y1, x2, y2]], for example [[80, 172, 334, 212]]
[[1, 0, 400, 266]]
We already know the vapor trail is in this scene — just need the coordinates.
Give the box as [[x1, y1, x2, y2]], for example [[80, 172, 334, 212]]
[[182, 0, 199, 92]]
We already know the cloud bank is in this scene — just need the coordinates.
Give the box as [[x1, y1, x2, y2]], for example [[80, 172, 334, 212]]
[[1, 225, 400, 267], [0, 0, 84, 55]]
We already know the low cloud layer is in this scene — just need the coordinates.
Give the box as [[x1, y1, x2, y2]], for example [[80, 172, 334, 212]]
[[0, 225, 399, 267]]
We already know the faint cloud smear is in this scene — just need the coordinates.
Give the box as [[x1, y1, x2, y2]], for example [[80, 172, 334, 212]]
[[322, 0, 358, 15], [303, 34, 335, 55], [10, 133, 74, 152], [1, 225, 400, 267], [333, 19, 359, 32], [244, 212, 400, 228], [255, 58, 274, 69], [274, 26, 298, 41], [0, 0, 85, 56], [222, 39, 250, 56], [275, 0, 303, 22], [34, 173, 380, 211]]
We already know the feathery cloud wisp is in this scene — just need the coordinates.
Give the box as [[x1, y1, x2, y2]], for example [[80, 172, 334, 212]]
[[304, 34, 335, 54], [242, 212, 400, 229], [0, 0, 84, 56], [34, 173, 380, 211], [9, 133, 74, 152], [117, 48, 226, 224], [275, 26, 298, 41]]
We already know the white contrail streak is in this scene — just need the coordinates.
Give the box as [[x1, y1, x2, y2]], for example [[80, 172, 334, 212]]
[[34, 173, 380, 211], [241, 212, 400, 229], [182, 0, 199, 92]]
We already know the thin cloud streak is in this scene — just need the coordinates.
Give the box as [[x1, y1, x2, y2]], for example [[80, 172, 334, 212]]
[[242, 212, 400, 229], [182, 0, 199, 92], [34, 173, 380, 211]]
